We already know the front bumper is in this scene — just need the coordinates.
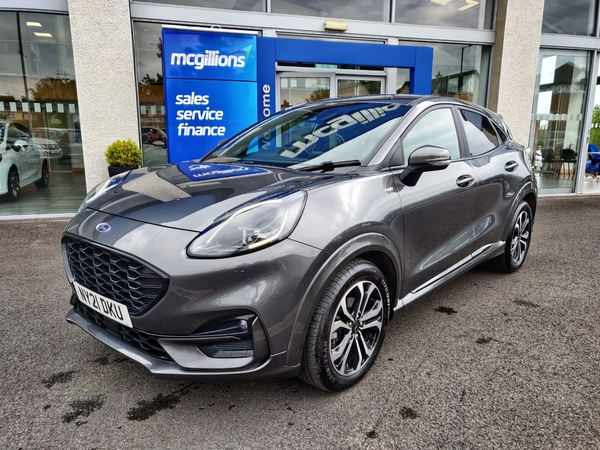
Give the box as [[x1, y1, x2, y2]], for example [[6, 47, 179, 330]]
[[63, 209, 322, 380], [66, 307, 299, 382]]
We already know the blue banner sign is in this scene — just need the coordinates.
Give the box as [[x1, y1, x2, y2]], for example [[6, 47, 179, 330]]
[[163, 29, 257, 82], [165, 78, 257, 163]]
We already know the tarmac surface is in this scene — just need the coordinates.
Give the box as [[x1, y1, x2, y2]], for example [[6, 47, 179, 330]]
[[0, 196, 599, 449]]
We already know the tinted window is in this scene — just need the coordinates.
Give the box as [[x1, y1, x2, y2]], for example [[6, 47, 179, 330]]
[[459, 110, 499, 156], [205, 101, 411, 168], [402, 108, 460, 161], [14, 122, 31, 139]]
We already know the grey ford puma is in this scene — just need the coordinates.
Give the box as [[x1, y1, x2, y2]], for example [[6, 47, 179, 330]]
[[63, 95, 537, 391]]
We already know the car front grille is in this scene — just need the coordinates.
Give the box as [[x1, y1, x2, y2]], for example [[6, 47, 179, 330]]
[[65, 237, 168, 315], [76, 302, 172, 360]]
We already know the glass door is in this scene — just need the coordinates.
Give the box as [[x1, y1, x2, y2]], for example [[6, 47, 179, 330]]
[[277, 73, 385, 111], [279, 74, 332, 110], [530, 50, 591, 194], [337, 77, 385, 97], [583, 54, 600, 194]]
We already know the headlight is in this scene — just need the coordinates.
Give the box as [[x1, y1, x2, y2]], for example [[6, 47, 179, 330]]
[[187, 191, 306, 258], [35, 143, 48, 150], [77, 173, 129, 212]]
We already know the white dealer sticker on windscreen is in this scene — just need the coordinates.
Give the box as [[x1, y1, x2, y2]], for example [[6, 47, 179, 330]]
[[73, 282, 133, 328]]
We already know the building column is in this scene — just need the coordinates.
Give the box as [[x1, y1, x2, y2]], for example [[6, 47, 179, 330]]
[[68, 0, 140, 190], [488, 0, 545, 146]]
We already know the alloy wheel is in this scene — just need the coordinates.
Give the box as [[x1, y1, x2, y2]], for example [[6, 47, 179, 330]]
[[510, 210, 531, 266], [328, 279, 384, 376], [8, 170, 19, 199]]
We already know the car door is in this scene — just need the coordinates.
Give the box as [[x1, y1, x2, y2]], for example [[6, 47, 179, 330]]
[[14, 123, 41, 184], [394, 106, 478, 294], [6, 124, 30, 185], [456, 108, 528, 250]]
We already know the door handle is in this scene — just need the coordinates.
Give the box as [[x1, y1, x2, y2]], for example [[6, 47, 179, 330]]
[[505, 161, 519, 172], [456, 174, 474, 188]]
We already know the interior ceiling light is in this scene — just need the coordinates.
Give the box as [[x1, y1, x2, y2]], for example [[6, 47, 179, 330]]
[[26, 22, 42, 27], [458, 0, 479, 10], [430, 0, 452, 5], [34, 32, 53, 38]]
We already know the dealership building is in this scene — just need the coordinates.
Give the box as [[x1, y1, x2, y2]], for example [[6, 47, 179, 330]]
[[0, 0, 598, 217]]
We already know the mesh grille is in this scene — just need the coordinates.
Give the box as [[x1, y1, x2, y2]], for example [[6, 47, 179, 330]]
[[65, 237, 168, 315], [76, 303, 171, 360]]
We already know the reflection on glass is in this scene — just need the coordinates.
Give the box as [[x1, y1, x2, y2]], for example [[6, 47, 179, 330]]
[[583, 55, 600, 194], [133, 0, 264, 11], [542, 0, 595, 36], [272, 0, 390, 22], [395, 0, 493, 29], [280, 77, 330, 109], [337, 79, 382, 97], [397, 41, 490, 106], [402, 108, 460, 160], [133, 22, 167, 167], [531, 50, 590, 194], [0, 12, 86, 214]]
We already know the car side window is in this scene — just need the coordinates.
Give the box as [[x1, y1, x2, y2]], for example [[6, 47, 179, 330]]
[[7, 125, 21, 142], [401, 108, 460, 161], [459, 109, 500, 157]]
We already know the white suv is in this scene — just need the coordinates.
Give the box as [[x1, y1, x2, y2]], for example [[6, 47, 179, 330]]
[[0, 121, 50, 202]]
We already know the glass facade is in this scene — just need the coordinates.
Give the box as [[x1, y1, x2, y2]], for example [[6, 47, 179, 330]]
[[133, 22, 167, 167], [395, 0, 494, 29], [531, 50, 590, 194], [397, 41, 491, 106], [272, 0, 391, 23], [0, 12, 86, 214], [134, 0, 494, 28], [542, 0, 596, 36], [134, 0, 265, 11]]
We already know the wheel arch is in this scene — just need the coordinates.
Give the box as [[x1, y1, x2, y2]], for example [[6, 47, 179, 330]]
[[284, 232, 401, 367]]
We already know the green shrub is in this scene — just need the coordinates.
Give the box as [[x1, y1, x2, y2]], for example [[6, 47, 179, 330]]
[[105, 139, 142, 167]]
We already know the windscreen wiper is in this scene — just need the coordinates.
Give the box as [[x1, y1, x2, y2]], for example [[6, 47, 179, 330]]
[[296, 160, 362, 172]]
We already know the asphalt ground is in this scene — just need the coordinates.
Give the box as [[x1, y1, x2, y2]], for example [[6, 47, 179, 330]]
[[0, 196, 599, 449]]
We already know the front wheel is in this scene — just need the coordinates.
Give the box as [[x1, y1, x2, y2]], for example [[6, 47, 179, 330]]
[[5, 167, 20, 202], [489, 201, 533, 273], [300, 259, 390, 391], [35, 161, 49, 188]]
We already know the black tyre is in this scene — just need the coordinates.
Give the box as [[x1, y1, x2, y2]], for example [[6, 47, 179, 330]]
[[35, 161, 49, 188], [300, 259, 390, 391], [489, 201, 533, 273], [5, 167, 20, 202]]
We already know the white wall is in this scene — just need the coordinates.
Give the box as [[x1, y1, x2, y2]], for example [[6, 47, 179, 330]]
[[68, 0, 140, 190], [488, 0, 545, 146]]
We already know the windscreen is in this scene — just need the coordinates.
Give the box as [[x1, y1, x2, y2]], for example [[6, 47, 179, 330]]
[[203, 100, 411, 168]]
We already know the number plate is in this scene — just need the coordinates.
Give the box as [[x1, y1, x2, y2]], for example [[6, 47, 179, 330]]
[[73, 282, 133, 328]]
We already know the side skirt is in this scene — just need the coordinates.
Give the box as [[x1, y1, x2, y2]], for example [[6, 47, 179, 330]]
[[394, 241, 505, 312]]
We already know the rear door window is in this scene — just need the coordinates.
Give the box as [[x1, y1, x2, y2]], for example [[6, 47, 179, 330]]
[[459, 109, 500, 156]]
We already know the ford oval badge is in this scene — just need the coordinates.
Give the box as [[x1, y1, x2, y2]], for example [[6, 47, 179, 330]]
[[96, 223, 111, 232]]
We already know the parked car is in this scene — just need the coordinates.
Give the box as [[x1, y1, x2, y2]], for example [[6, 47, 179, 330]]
[[33, 127, 81, 163], [62, 95, 537, 391], [0, 121, 50, 201]]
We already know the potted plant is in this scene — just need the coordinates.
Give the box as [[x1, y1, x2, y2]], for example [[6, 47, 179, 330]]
[[105, 139, 143, 176]]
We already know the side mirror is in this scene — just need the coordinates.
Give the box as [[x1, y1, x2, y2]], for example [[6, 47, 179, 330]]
[[399, 146, 451, 187]]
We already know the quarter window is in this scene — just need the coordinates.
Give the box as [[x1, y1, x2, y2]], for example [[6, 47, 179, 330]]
[[401, 108, 460, 161], [459, 110, 499, 156]]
